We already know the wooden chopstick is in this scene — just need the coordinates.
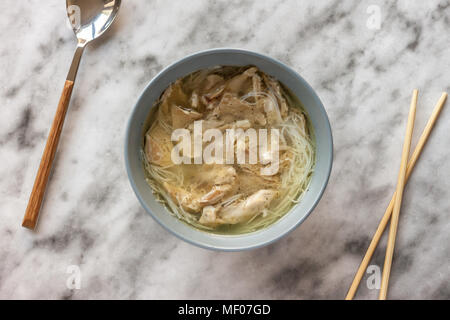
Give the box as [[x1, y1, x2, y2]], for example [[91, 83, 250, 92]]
[[345, 91, 448, 300], [379, 89, 417, 299]]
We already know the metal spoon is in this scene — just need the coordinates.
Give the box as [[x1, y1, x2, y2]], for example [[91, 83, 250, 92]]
[[22, 0, 121, 230]]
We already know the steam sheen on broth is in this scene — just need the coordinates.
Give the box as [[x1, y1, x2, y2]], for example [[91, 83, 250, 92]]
[[142, 66, 315, 234]]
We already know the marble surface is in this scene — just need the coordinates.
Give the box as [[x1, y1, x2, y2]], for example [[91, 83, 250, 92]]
[[1, 0, 449, 300]]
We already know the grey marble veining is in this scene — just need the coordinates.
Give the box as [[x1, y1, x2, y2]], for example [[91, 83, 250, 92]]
[[1, 0, 449, 299]]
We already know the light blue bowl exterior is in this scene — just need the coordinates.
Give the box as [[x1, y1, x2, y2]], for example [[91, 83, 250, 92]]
[[125, 48, 333, 251]]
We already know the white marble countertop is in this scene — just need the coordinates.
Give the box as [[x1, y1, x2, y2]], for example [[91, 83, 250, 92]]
[[1, 0, 449, 299]]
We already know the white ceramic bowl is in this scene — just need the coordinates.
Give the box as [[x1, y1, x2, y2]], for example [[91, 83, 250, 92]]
[[125, 49, 333, 251]]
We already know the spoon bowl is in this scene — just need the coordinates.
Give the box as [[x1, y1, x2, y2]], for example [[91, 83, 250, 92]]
[[66, 0, 121, 45]]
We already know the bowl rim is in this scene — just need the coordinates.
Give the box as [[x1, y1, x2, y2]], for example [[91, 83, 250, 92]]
[[124, 48, 333, 251]]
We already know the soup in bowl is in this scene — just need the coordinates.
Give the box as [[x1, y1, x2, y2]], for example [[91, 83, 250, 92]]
[[125, 49, 332, 251]]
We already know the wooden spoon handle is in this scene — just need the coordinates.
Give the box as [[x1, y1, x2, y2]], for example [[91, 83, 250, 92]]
[[22, 80, 74, 230]]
